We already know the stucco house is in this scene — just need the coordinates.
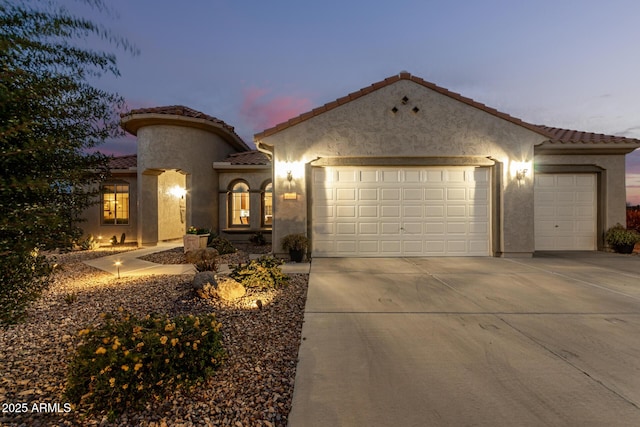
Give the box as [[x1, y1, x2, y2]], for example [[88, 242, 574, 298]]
[[81, 72, 640, 257]]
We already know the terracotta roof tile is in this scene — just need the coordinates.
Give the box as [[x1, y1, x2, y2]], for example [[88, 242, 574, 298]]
[[535, 126, 640, 145], [108, 154, 137, 169], [223, 150, 270, 165], [121, 105, 244, 142]]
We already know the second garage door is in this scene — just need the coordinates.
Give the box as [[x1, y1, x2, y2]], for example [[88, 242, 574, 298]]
[[534, 173, 597, 250], [311, 166, 491, 257]]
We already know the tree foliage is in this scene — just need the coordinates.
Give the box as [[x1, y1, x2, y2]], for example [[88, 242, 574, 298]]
[[0, 0, 135, 323]]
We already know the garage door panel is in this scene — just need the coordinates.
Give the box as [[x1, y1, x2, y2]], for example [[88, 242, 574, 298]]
[[359, 188, 378, 200], [360, 170, 378, 182], [403, 188, 423, 200], [314, 205, 334, 218], [381, 188, 400, 200], [469, 222, 488, 234], [337, 206, 356, 217], [425, 189, 445, 201], [447, 205, 466, 217], [359, 205, 378, 217], [337, 170, 356, 182], [425, 222, 445, 234], [403, 240, 423, 254], [448, 170, 465, 182], [359, 223, 378, 234], [469, 240, 490, 253], [402, 223, 422, 234], [425, 206, 445, 217], [447, 240, 467, 253], [336, 240, 357, 253], [312, 167, 491, 256], [469, 188, 489, 200], [382, 171, 400, 182], [381, 206, 400, 217], [534, 173, 596, 251], [336, 223, 356, 235], [447, 188, 467, 200], [469, 205, 489, 218], [403, 205, 423, 218], [313, 223, 334, 235], [447, 222, 467, 234], [358, 240, 379, 252], [336, 189, 356, 201], [404, 170, 421, 182], [382, 223, 401, 234], [381, 241, 401, 253]]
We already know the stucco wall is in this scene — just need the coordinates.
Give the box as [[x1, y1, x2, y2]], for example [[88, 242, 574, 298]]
[[261, 79, 548, 256], [137, 125, 238, 245]]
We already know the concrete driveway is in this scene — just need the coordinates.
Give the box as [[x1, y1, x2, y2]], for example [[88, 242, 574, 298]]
[[288, 253, 640, 427]]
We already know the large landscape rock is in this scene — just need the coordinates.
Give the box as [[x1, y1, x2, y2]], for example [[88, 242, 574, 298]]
[[192, 271, 245, 301], [185, 247, 219, 264]]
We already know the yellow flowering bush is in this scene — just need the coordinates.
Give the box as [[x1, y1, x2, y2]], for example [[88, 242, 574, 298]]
[[65, 312, 225, 415]]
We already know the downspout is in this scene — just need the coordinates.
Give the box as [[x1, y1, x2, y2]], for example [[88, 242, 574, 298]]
[[256, 140, 276, 247]]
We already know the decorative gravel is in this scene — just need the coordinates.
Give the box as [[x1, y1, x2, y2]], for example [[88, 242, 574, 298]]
[[0, 249, 308, 426]]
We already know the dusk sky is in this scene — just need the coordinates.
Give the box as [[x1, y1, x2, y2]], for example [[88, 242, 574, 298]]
[[61, 0, 640, 204]]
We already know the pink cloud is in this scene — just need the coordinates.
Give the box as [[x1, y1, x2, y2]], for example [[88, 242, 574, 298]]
[[240, 87, 313, 133]]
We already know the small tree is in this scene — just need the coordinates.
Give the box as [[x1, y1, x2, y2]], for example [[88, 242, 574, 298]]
[[0, 0, 136, 323]]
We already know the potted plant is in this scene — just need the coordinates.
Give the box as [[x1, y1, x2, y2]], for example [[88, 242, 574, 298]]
[[605, 224, 640, 254], [184, 226, 211, 253], [281, 233, 309, 262]]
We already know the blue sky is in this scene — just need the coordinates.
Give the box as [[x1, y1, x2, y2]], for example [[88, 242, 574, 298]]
[[61, 0, 640, 203]]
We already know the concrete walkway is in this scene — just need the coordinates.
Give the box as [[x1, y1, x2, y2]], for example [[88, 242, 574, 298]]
[[83, 243, 311, 276], [83, 242, 196, 276], [288, 253, 640, 426]]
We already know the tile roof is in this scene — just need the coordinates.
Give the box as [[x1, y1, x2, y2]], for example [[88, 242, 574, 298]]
[[223, 150, 270, 165], [109, 154, 137, 169], [535, 126, 640, 146], [121, 105, 249, 151], [122, 105, 238, 134]]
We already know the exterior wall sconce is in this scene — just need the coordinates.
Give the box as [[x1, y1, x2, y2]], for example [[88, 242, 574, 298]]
[[510, 160, 531, 181], [516, 168, 528, 180], [287, 170, 293, 183]]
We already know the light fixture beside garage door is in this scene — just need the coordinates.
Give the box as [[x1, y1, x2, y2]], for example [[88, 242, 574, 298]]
[[276, 160, 304, 200], [510, 160, 531, 181]]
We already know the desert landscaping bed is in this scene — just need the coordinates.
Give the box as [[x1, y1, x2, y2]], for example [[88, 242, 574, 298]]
[[0, 248, 308, 426]]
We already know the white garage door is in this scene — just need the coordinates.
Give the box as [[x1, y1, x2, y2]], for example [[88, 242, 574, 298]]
[[311, 166, 491, 257], [534, 173, 596, 250]]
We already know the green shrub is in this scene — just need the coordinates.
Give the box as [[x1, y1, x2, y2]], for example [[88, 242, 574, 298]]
[[0, 250, 53, 325], [65, 312, 225, 415], [230, 256, 288, 290], [605, 223, 640, 247], [249, 231, 267, 246], [79, 234, 100, 250], [208, 236, 236, 255]]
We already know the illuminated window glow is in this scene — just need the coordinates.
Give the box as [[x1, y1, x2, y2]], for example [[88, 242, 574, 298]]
[[103, 184, 129, 225]]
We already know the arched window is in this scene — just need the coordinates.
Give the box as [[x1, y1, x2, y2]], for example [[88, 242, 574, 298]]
[[229, 181, 250, 226], [262, 181, 273, 227]]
